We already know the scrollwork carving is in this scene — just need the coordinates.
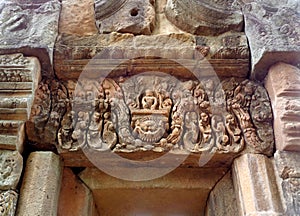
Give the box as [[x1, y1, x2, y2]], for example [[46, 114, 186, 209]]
[[53, 75, 274, 155]]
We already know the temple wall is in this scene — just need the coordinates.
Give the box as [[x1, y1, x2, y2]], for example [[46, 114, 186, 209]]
[[0, 0, 299, 215]]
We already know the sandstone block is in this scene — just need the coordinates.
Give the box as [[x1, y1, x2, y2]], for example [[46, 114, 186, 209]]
[[58, 168, 98, 216], [240, 1, 300, 80], [265, 63, 300, 151], [165, 0, 243, 36], [232, 154, 283, 215], [0, 151, 22, 191], [54, 33, 249, 80], [59, 0, 98, 36], [17, 152, 62, 216], [95, 0, 155, 35], [0, 0, 61, 78]]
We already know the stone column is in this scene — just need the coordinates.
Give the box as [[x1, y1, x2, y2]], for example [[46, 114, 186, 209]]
[[232, 154, 283, 216], [264, 59, 300, 215], [265, 62, 300, 152], [16, 152, 63, 216]]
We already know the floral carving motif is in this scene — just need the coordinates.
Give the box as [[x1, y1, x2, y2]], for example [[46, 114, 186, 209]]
[[53, 76, 274, 154]]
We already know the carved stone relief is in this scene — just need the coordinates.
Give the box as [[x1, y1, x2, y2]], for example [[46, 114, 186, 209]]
[[27, 79, 68, 147], [0, 151, 22, 191], [0, 0, 61, 77], [240, 0, 300, 80], [27, 74, 274, 155], [95, 0, 155, 35], [0, 190, 18, 216], [0, 54, 41, 151], [165, 0, 243, 36]]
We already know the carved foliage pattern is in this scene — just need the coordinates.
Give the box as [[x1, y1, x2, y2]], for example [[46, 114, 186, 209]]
[[52, 76, 274, 154]]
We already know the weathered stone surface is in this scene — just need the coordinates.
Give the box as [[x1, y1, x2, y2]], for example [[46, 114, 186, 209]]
[[17, 152, 62, 216], [240, 1, 300, 80], [52, 76, 273, 158], [0, 54, 41, 121], [232, 154, 283, 215], [206, 171, 238, 216], [265, 63, 300, 151], [0, 121, 24, 152], [59, 0, 98, 36], [58, 168, 98, 216], [165, 0, 243, 36], [281, 178, 300, 216], [274, 151, 300, 215], [0, 190, 18, 216], [96, 0, 155, 35], [79, 167, 227, 216], [54, 33, 249, 80], [0, 0, 61, 78], [0, 151, 22, 191], [0, 54, 41, 152], [26, 79, 68, 148], [275, 151, 300, 180]]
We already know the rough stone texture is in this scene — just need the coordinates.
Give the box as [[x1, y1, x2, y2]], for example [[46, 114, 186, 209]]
[[79, 167, 228, 216], [0, 151, 22, 191], [17, 152, 62, 216], [265, 63, 300, 151], [0, 0, 61, 78], [232, 154, 284, 216], [0, 121, 24, 152], [275, 151, 300, 180], [165, 0, 243, 36], [58, 168, 98, 216], [206, 171, 238, 216], [281, 178, 300, 216], [54, 32, 249, 80], [0, 54, 41, 152], [0, 54, 41, 121], [58, 0, 98, 36], [274, 151, 300, 215], [240, 0, 300, 80], [0, 190, 18, 216], [96, 0, 155, 35], [26, 79, 68, 148]]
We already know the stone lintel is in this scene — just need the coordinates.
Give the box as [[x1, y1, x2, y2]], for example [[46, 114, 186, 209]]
[[54, 32, 249, 80]]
